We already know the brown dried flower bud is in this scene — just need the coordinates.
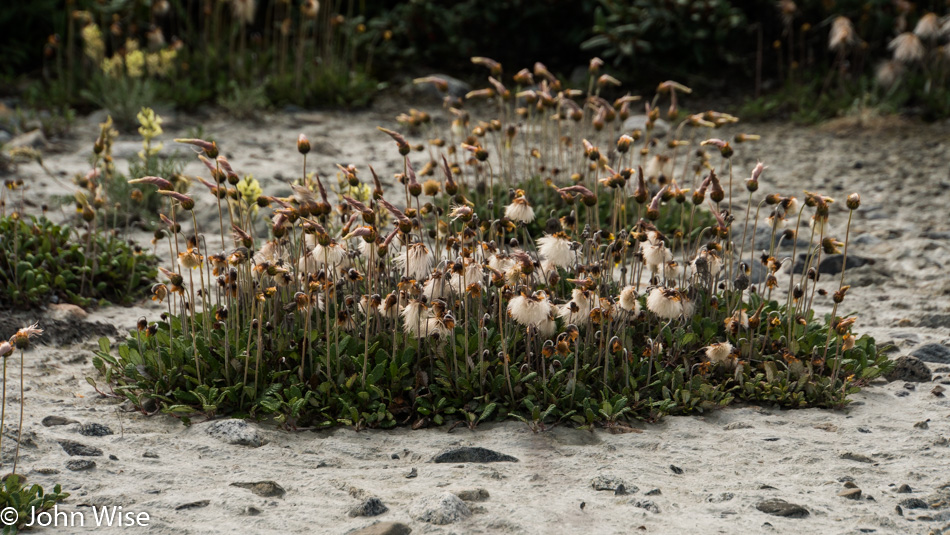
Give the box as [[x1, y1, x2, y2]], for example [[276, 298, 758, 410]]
[[846, 193, 860, 210], [298, 133, 311, 154]]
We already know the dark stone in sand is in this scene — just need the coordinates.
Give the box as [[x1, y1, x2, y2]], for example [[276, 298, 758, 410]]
[[839, 488, 862, 500], [756, 499, 809, 518], [918, 314, 950, 329], [42, 416, 77, 427], [230, 481, 285, 498], [645, 488, 662, 496], [349, 497, 388, 517], [59, 440, 103, 457], [792, 254, 873, 275], [631, 499, 660, 513], [591, 475, 635, 493], [79, 423, 114, 437], [175, 500, 210, 510], [346, 522, 412, 535], [912, 344, 950, 364], [454, 489, 490, 502], [897, 484, 912, 493], [669, 465, 684, 474], [885, 356, 932, 383], [431, 447, 517, 463], [66, 459, 96, 471], [410, 492, 471, 524], [205, 419, 265, 447], [899, 498, 928, 510], [840, 452, 874, 463]]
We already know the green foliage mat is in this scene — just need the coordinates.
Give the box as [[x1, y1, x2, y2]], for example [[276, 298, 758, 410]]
[[0, 215, 157, 309]]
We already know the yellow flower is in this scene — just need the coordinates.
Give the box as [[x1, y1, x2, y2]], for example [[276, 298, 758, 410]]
[[126, 50, 146, 78], [158, 49, 177, 76], [237, 174, 263, 208], [146, 52, 162, 76], [81, 24, 105, 62], [100, 56, 123, 78], [136, 107, 164, 160]]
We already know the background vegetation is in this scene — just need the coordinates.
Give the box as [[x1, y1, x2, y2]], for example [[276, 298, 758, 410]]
[[1, 0, 948, 124]]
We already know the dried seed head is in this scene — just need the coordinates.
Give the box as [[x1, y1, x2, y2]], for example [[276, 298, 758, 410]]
[[298, 133, 311, 154], [833, 285, 851, 304], [12, 323, 43, 350], [617, 134, 633, 153], [846, 193, 860, 210], [589, 57, 604, 73]]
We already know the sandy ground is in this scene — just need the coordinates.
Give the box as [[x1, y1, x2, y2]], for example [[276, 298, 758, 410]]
[[3, 99, 950, 534]]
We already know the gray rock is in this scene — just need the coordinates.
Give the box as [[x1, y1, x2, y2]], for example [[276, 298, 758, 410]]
[[724, 421, 754, 430], [230, 481, 285, 498], [839, 451, 874, 463], [431, 447, 517, 463], [79, 423, 114, 437], [205, 419, 265, 447], [42, 415, 78, 427], [751, 225, 811, 251], [591, 475, 636, 494], [454, 489, 490, 502], [65, 459, 96, 471], [349, 497, 388, 517], [623, 115, 670, 137], [839, 488, 862, 500], [631, 499, 660, 513], [6, 130, 48, 150], [756, 499, 809, 518], [707, 492, 735, 503], [886, 356, 932, 383], [346, 522, 412, 535], [550, 426, 600, 445], [792, 254, 873, 275], [409, 492, 471, 525], [899, 498, 928, 509], [644, 488, 661, 496], [897, 484, 912, 493], [918, 314, 950, 329], [143, 451, 159, 458], [670, 464, 684, 474], [911, 344, 950, 364], [851, 234, 881, 246], [59, 440, 103, 457], [175, 500, 210, 511]]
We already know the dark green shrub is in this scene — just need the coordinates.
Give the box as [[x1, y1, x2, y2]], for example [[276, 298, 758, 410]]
[[0, 214, 157, 309]]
